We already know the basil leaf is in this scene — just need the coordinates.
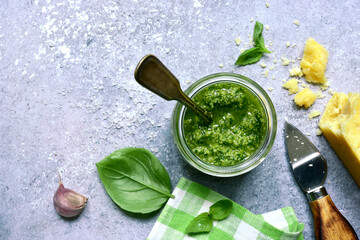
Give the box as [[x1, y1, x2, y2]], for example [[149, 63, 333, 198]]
[[234, 47, 263, 66], [253, 21, 271, 53], [253, 21, 264, 45], [185, 212, 213, 234], [96, 147, 175, 214], [209, 199, 233, 220]]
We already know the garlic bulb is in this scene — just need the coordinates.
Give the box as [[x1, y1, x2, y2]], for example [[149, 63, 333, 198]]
[[53, 172, 88, 218]]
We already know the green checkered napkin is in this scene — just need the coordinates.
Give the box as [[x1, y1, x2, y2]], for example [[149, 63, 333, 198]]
[[147, 177, 304, 240]]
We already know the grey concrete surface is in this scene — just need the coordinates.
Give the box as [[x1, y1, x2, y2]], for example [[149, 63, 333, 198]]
[[1, 0, 359, 239]]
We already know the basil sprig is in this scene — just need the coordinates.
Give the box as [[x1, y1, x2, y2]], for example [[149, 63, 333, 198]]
[[235, 21, 271, 66], [96, 148, 175, 214], [185, 199, 233, 234]]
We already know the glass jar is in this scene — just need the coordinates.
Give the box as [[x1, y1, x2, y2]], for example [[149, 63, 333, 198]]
[[171, 73, 277, 177]]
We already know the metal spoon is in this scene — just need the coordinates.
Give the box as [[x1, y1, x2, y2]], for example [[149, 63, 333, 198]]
[[134, 54, 212, 122]]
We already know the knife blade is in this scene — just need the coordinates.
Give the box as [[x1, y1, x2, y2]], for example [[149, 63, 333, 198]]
[[284, 121, 358, 240], [285, 121, 327, 194]]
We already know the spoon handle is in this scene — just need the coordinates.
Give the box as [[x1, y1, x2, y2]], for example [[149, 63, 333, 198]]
[[177, 92, 212, 123], [134, 54, 212, 122]]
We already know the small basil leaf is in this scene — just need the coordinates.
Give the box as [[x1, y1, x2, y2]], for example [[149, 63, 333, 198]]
[[253, 21, 264, 46], [234, 47, 263, 66], [253, 21, 271, 53], [209, 199, 233, 220], [96, 147, 175, 214], [185, 212, 213, 234]]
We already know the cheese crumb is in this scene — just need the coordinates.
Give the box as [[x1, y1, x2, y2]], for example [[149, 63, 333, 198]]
[[308, 110, 321, 119], [286, 41, 291, 48], [315, 91, 326, 99], [186, 80, 191, 84], [329, 88, 335, 95], [268, 87, 274, 91], [289, 66, 303, 77], [234, 37, 242, 46], [260, 63, 267, 68], [219, 63, 224, 68], [316, 128, 322, 136], [281, 57, 290, 66], [300, 38, 328, 84], [292, 43, 297, 48], [271, 76, 276, 80], [240, 48, 245, 53], [250, 18, 254, 22], [266, 3, 270, 8], [269, 65, 275, 70], [301, 83, 309, 88], [273, 59, 277, 64], [282, 79, 287, 83], [321, 82, 330, 90], [283, 78, 299, 95], [294, 88, 317, 108], [265, 25, 270, 30], [263, 69, 269, 78], [293, 20, 300, 26]]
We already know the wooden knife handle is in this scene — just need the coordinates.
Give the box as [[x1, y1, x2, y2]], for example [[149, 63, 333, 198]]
[[309, 195, 358, 240]]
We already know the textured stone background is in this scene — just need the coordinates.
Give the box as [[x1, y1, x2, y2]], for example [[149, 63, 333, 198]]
[[0, 0, 359, 239]]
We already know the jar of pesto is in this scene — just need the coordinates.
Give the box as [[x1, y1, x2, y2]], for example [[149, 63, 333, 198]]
[[172, 73, 277, 177]]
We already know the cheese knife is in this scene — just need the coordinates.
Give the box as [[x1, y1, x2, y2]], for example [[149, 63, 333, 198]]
[[284, 121, 358, 240]]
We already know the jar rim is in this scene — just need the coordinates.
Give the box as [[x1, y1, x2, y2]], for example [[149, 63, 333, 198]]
[[172, 72, 277, 177]]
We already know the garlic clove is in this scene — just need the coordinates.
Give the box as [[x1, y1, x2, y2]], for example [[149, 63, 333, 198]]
[[53, 173, 88, 218]]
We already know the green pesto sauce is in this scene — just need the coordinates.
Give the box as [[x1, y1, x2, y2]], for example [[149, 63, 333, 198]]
[[183, 82, 266, 166]]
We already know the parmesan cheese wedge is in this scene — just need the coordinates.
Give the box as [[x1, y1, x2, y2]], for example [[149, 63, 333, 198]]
[[319, 93, 360, 187]]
